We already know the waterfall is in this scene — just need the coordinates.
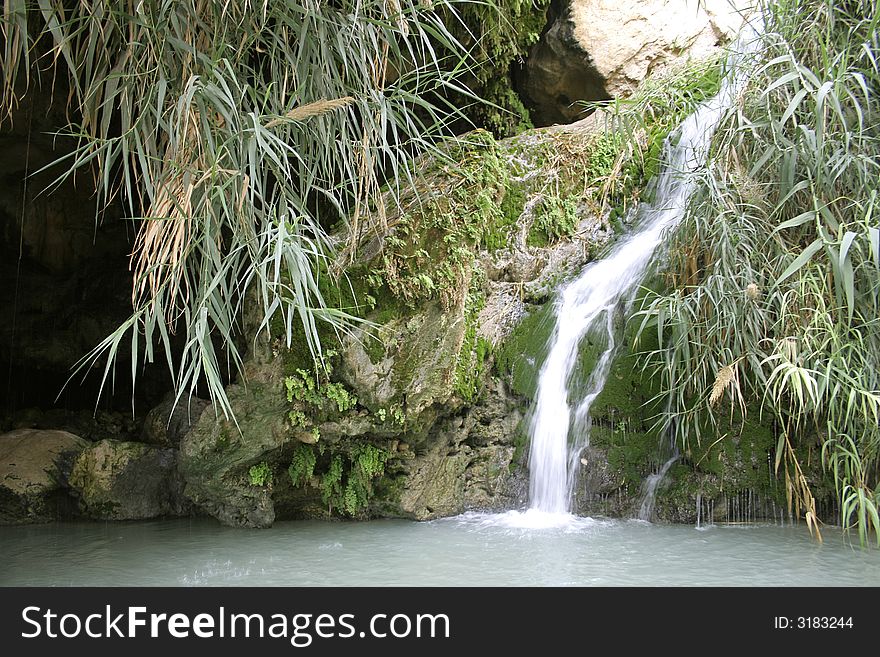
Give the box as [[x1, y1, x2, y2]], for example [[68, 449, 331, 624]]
[[524, 28, 760, 523]]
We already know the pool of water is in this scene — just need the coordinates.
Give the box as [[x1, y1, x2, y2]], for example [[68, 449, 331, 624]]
[[1, 513, 878, 586]]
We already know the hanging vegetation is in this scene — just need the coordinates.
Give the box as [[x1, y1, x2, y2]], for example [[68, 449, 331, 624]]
[[0, 0, 483, 418]]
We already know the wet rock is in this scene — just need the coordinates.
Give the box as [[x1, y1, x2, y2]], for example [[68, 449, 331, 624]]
[[69, 439, 188, 520], [390, 378, 526, 519], [177, 356, 288, 528], [338, 298, 467, 434], [0, 428, 88, 524]]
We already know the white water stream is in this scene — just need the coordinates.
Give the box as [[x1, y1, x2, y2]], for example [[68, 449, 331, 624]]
[[518, 29, 760, 528]]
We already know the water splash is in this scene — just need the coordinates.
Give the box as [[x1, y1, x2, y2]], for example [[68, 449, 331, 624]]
[[452, 509, 602, 532], [526, 27, 761, 520]]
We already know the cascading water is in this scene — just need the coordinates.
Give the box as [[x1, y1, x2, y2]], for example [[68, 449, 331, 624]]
[[637, 453, 679, 521], [519, 28, 761, 527]]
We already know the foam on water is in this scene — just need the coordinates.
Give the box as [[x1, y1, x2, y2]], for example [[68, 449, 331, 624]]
[[451, 510, 602, 532]]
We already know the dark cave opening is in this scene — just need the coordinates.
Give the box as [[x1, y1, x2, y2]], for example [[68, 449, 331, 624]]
[[0, 86, 175, 433]]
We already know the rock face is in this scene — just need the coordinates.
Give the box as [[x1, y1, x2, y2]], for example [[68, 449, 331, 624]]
[[393, 378, 527, 520], [69, 439, 188, 520], [178, 355, 289, 528], [0, 429, 88, 523], [519, 0, 750, 124], [179, 121, 610, 527], [141, 393, 210, 447], [338, 298, 467, 435]]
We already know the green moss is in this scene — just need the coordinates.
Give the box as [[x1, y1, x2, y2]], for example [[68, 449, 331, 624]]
[[454, 269, 491, 402], [593, 426, 657, 487], [371, 474, 406, 513], [248, 461, 272, 487], [216, 426, 235, 451], [454, 0, 551, 136], [498, 181, 526, 228], [366, 130, 518, 311], [527, 194, 581, 247], [269, 261, 370, 377], [509, 420, 530, 472], [584, 338, 822, 517], [494, 303, 556, 399], [363, 332, 387, 364]]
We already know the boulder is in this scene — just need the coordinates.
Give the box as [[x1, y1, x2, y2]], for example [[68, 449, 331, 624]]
[[68, 439, 188, 520], [519, 0, 751, 124], [0, 428, 87, 524], [177, 356, 287, 528], [141, 393, 210, 447]]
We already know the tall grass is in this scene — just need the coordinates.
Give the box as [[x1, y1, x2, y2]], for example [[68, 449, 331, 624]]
[[0, 0, 480, 418], [634, 0, 880, 544]]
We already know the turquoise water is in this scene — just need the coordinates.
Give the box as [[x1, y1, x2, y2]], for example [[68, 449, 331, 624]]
[[1, 513, 878, 586]]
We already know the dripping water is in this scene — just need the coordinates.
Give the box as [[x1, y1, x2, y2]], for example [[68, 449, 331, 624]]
[[637, 453, 678, 521]]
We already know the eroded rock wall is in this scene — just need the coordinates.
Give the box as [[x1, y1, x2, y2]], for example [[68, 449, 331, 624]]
[[518, 0, 750, 125], [174, 120, 614, 526]]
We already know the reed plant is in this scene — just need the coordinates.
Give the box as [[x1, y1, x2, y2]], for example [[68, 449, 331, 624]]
[[633, 0, 880, 543], [1, 0, 480, 418]]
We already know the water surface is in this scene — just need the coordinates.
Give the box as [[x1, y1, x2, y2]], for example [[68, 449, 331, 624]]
[[1, 514, 878, 586]]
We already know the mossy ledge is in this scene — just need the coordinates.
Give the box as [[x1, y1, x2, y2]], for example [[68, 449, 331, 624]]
[[179, 117, 618, 526]]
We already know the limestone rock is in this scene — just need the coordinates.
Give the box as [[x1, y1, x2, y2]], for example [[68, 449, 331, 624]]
[[520, 0, 751, 124], [0, 428, 88, 524], [390, 378, 526, 520], [141, 393, 210, 447], [338, 298, 467, 434], [69, 439, 188, 520], [177, 357, 288, 528]]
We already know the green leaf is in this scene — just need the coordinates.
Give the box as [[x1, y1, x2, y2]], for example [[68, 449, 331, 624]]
[[839, 230, 856, 321], [772, 210, 815, 234], [869, 227, 880, 269], [775, 238, 824, 285]]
